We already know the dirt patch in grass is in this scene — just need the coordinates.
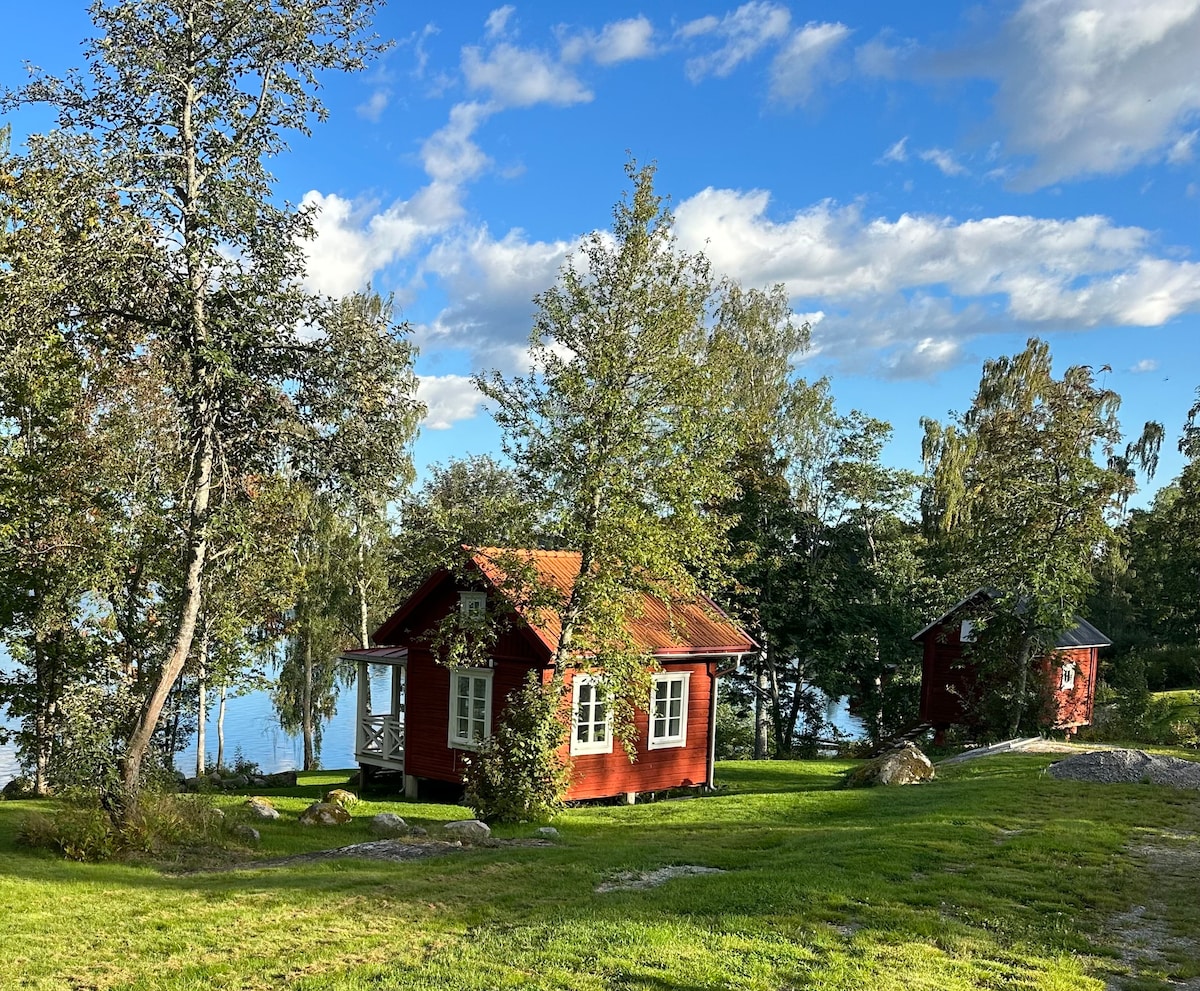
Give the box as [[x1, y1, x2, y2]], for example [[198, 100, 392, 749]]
[[180, 836, 553, 873], [595, 864, 725, 893], [1105, 830, 1200, 990]]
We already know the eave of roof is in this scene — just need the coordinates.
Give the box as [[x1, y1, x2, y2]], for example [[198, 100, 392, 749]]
[[910, 587, 1112, 649]]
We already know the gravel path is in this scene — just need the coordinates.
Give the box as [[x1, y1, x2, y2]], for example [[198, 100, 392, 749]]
[[1047, 748, 1200, 789]]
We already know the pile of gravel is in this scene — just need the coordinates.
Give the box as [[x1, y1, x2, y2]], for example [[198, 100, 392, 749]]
[[1047, 749, 1200, 789]]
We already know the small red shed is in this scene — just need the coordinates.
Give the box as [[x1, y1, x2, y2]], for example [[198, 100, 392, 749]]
[[344, 548, 756, 802], [912, 589, 1110, 738]]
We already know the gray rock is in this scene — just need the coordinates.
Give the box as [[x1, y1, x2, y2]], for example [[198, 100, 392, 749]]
[[263, 770, 298, 788], [368, 812, 409, 837], [845, 742, 935, 788], [324, 788, 358, 808], [225, 774, 249, 789], [231, 824, 260, 844], [299, 802, 352, 826], [245, 797, 281, 820], [443, 819, 491, 843], [536, 826, 559, 839], [408, 826, 428, 838]]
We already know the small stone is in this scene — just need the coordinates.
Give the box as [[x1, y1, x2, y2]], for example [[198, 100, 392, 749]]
[[443, 819, 491, 843], [324, 788, 359, 808], [536, 826, 559, 839], [231, 824, 260, 844], [368, 812, 409, 837], [245, 797, 281, 820], [299, 802, 353, 826], [408, 826, 428, 838]]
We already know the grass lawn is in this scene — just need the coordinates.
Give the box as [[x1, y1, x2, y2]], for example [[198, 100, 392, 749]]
[[1, 755, 1198, 990]]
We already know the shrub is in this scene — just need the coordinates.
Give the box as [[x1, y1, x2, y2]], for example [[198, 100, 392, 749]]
[[463, 672, 570, 823], [17, 792, 226, 862], [714, 699, 755, 759]]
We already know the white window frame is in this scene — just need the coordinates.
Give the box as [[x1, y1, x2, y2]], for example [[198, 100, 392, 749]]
[[459, 591, 487, 620], [570, 674, 613, 756], [1060, 663, 1076, 691], [447, 667, 493, 749], [648, 671, 690, 750]]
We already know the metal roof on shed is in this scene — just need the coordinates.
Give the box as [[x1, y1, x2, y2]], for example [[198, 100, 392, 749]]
[[911, 587, 1112, 649]]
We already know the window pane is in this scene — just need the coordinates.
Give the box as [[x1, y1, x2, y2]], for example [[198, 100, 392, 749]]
[[669, 698, 681, 720], [576, 723, 588, 743], [669, 715, 681, 737], [457, 697, 469, 719]]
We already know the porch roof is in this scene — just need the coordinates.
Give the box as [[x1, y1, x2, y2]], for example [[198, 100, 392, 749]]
[[341, 646, 409, 663]]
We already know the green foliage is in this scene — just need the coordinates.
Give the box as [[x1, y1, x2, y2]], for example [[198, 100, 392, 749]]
[[463, 673, 570, 823], [18, 791, 225, 861], [713, 698, 756, 760], [922, 338, 1159, 735]]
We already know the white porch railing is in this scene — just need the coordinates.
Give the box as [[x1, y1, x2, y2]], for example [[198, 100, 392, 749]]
[[358, 714, 405, 768]]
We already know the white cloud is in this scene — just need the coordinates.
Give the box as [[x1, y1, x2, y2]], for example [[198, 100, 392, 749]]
[[918, 147, 968, 177], [769, 21, 851, 106], [356, 88, 390, 122], [301, 191, 450, 297], [681, 2, 792, 81], [560, 17, 655, 65], [485, 6, 515, 39], [671, 186, 1200, 376], [462, 41, 592, 107], [420, 226, 578, 369], [417, 374, 483, 429], [986, 0, 1200, 187], [880, 137, 908, 164], [1168, 130, 1197, 165], [1130, 358, 1159, 373], [420, 101, 494, 188]]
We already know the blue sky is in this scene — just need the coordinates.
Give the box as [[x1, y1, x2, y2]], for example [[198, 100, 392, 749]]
[[5, 1, 1200, 500]]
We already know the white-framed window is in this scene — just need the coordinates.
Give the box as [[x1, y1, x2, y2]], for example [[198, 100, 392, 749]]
[[648, 671, 690, 750], [459, 591, 487, 620], [1060, 663, 1076, 691], [448, 668, 493, 748], [960, 620, 977, 642], [571, 675, 613, 756]]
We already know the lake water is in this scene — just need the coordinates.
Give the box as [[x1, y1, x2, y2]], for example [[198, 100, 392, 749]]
[[0, 667, 865, 789]]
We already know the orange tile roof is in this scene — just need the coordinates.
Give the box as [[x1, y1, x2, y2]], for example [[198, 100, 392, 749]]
[[471, 547, 757, 658]]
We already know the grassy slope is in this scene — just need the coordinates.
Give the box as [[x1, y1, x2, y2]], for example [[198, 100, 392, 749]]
[[0, 757, 1196, 991]]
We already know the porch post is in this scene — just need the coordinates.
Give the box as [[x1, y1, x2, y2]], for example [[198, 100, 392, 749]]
[[356, 659, 369, 756]]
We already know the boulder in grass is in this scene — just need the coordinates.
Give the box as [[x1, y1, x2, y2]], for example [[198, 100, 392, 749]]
[[263, 770, 298, 788], [536, 826, 559, 839], [299, 802, 352, 826], [324, 788, 359, 808], [245, 797, 281, 820], [368, 813, 409, 837], [443, 819, 491, 843], [844, 742, 935, 788], [231, 824, 260, 844]]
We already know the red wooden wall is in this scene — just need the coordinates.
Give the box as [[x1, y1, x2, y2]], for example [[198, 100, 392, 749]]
[[375, 572, 716, 799], [919, 622, 1100, 731]]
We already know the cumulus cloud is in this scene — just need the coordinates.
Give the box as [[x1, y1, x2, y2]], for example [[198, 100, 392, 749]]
[[419, 226, 578, 369], [417, 374, 484, 429], [561, 17, 656, 65], [671, 186, 1200, 376], [462, 41, 592, 107], [1130, 358, 1159, 373], [985, 0, 1200, 187], [680, 1, 792, 81], [769, 21, 851, 106], [301, 191, 450, 297]]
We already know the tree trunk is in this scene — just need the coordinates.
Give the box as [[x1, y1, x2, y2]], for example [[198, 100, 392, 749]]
[[754, 657, 771, 759], [216, 684, 227, 770], [1007, 635, 1035, 738], [195, 623, 208, 777], [302, 633, 315, 771]]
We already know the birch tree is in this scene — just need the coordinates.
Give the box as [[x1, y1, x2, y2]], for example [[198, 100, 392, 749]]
[[6, 0, 389, 813]]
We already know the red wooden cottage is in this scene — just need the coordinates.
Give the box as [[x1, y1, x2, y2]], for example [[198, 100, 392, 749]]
[[343, 549, 756, 802], [912, 589, 1110, 740]]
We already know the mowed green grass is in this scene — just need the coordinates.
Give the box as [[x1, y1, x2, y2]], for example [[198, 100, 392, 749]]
[[0, 756, 1197, 991]]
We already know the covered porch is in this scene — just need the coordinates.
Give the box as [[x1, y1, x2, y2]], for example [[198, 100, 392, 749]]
[[343, 647, 407, 772]]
